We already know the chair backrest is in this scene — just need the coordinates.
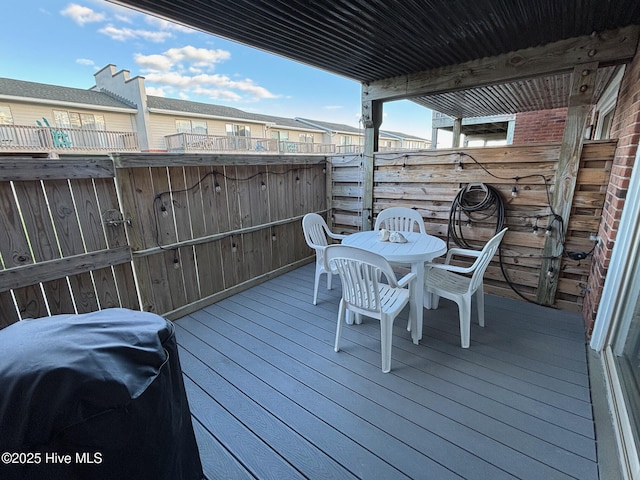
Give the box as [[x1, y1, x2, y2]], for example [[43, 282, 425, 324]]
[[468, 228, 508, 293], [302, 213, 331, 249], [374, 207, 426, 234], [324, 245, 398, 314]]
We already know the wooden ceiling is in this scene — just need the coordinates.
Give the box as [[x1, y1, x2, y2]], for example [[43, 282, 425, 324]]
[[107, 0, 640, 118]]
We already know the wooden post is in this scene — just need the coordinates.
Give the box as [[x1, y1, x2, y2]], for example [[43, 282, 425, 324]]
[[452, 118, 462, 148], [537, 62, 598, 305], [361, 97, 382, 231]]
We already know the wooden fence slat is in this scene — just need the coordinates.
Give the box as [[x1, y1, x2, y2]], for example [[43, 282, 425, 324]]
[[0, 182, 50, 319], [43, 178, 99, 313], [0, 291, 19, 328], [93, 177, 140, 310], [12, 180, 75, 315]]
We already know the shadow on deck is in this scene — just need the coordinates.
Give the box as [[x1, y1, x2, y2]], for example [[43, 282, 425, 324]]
[[175, 263, 599, 480]]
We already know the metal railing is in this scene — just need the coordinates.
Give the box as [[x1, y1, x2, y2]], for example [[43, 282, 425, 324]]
[[0, 125, 139, 152], [165, 133, 335, 154]]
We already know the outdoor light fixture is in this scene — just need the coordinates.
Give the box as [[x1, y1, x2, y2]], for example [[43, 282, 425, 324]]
[[261, 181, 267, 191], [532, 224, 540, 235], [456, 161, 463, 171], [511, 186, 518, 197], [545, 225, 553, 236], [546, 266, 554, 278], [215, 182, 221, 193]]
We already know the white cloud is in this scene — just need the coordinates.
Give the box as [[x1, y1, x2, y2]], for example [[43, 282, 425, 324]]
[[146, 86, 169, 97], [114, 14, 133, 24], [76, 58, 95, 66], [61, 4, 106, 26], [165, 46, 231, 67], [141, 70, 277, 101], [324, 105, 343, 110], [134, 53, 173, 71], [98, 24, 173, 43], [135, 46, 231, 73], [135, 45, 277, 102], [145, 16, 196, 34]]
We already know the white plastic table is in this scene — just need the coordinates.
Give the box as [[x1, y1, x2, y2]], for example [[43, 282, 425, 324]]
[[342, 231, 447, 343]]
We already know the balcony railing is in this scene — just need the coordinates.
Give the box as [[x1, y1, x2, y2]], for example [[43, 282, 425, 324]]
[[0, 125, 139, 152], [336, 145, 419, 154], [165, 133, 335, 154]]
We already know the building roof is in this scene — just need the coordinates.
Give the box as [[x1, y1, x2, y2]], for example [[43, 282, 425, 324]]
[[0, 77, 135, 110], [147, 95, 259, 121]]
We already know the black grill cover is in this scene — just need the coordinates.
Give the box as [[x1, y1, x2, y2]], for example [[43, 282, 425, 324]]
[[0, 309, 203, 480]]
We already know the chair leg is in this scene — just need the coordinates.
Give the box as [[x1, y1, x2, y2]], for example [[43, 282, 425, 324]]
[[327, 271, 333, 290], [476, 285, 485, 327], [457, 297, 472, 348], [313, 265, 322, 305], [335, 300, 346, 352], [430, 293, 441, 309], [380, 315, 394, 373]]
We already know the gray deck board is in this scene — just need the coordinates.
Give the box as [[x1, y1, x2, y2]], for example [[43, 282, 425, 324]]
[[176, 263, 599, 480]]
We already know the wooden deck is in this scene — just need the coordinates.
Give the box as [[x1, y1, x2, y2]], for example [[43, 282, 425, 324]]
[[175, 263, 597, 480]]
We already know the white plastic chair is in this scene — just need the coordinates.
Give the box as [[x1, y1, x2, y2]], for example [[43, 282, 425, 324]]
[[423, 228, 507, 348], [374, 207, 426, 234], [302, 213, 347, 305], [325, 245, 416, 373]]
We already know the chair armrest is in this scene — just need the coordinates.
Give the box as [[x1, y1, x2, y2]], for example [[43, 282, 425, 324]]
[[428, 263, 475, 274], [328, 232, 348, 241], [397, 272, 417, 288], [445, 247, 481, 264]]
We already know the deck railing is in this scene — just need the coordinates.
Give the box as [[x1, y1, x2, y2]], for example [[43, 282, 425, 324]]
[[166, 133, 335, 154], [0, 125, 139, 152]]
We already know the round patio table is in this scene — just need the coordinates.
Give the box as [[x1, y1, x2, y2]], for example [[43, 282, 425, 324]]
[[342, 231, 446, 343]]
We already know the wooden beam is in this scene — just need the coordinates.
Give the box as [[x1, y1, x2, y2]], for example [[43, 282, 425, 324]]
[[363, 26, 639, 102], [132, 210, 328, 257], [361, 99, 382, 230], [112, 153, 327, 168], [537, 62, 599, 305], [0, 246, 132, 292], [0, 158, 114, 181]]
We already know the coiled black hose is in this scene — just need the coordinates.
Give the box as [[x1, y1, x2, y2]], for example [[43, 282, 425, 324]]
[[447, 183, 505, 248]]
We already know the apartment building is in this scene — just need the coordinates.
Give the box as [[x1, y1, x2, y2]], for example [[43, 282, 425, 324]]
[[0, 64, 430, 156]]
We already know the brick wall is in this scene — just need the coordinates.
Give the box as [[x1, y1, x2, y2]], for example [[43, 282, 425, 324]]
[[512, 108, 568, 144], [583, 52, 640, 335]]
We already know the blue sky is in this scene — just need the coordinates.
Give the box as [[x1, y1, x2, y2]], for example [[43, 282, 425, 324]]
[[2, 0, 433, 139]]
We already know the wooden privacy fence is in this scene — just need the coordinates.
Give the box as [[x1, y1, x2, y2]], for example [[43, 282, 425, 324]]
[[0, 141, 612, 326], [113, 153, 326, 318], [0, 157, 139, 327], [328, 141, 616, 310], [0, 154, 327, 327]]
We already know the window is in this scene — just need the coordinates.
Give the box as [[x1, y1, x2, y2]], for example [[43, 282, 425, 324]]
[[226, 124, 251, 137], [0, 106, 13, 124], [339, 135, 352, 146], [597, 109, 615, 140], [270, 130, 288, 141], [594, 66, 624, 140], [299, 133, 314, 143], [53, 110, 105, 130], [176, 119, 208, 134]]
